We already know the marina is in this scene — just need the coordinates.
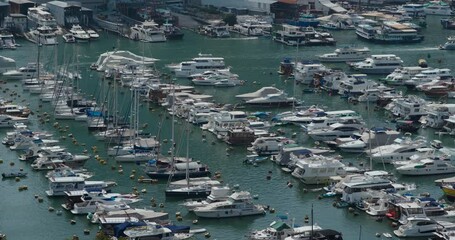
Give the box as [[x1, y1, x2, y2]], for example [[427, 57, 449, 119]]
[[0, 1, 455, 240]]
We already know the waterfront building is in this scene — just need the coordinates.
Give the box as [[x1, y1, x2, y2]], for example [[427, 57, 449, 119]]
[[46, 1, 93, 27]]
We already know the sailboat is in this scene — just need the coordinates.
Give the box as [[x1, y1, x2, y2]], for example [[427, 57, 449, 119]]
[[145, 85, 211, 180], [165, 124, 216, 198]]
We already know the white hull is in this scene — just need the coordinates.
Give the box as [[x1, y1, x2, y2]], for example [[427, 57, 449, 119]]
[[194, 208, 265, 218]]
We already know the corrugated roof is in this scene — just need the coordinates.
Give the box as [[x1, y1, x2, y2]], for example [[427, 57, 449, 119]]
[[8, 0, 33, 4], [278, 0, 297, 4]]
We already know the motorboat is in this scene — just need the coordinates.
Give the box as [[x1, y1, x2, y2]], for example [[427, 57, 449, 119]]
[[337, 127, 401, 153], [317, 46, 370, 62], [192, 75, 243, 86], [0, 115, 28, 128], [350, 54, 403, 74], [2, 171, 27, 178], [283, 229, 344, 240], [200, 20, 230, 38], [3, 63, 39, 80], [130, 20, 166, 42], [46, 176, 116, 197], [181, 186, 231, 211], [62, 33, 76, 43], [170, 54, 226, 78], [69, 24, 90, 42], [123, 221, 190, 240], [396, 159, 455, 176], [293, 62, 330, 84], [193, 191, 265, 218], [86, 29, 99, 39], [370, 137, 429, 164], [71, 200, 130, 215], [356, 22, 424, 44], [394, 217, 455, 237], [31, 152, 90, 170], [89, 208, 169, 225], [307, 121, 365, 141], [236, 87, 282, 101], [440, 36, 455, 50], [161, 23, 184, 40], [244, 92, 298, 107], [339, 171, 394, 203]]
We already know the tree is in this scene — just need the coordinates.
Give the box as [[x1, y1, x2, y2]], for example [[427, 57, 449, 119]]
[[223, 14, 237, 26]]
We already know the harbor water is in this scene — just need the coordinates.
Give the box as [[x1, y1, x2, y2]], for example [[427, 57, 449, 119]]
[[0, 15, 455, 240]]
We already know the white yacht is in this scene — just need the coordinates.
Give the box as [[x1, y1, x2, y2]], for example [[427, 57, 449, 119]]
[[170, 54, 226, 78], [370, 137, 429, 164], [290, 155, 347, 185], [350, 55, 403, 74], [440, 36, 455, 50], [293, 62, 330, 84], [399, 4, 426, 17], [383, 66, 427, 85], [27, 6, 58, 30], [29, 26, 57, 45], [396, 158, 455, 176], [340, 171, 394, 203], [192, 75, 243, 86], [394, 217, 455, 237], [71, 200, 130, 215], [193, 191, 265, 218], [420, 104, 455, 129], [337, 127, 401, 153], [124, 222, 185, 240], [245, 92, 298, 106], [317, 46, 370, 62], [424, 1, 454, 15], [0, 115, 28, 128], [404, 68, 452, 87], [249, 223, 323, 240], [236, 87, 282, 101], [386, 95, 428, 121], [443, 115, 455, 135], [69, 25, 90, 42], [338, 76, 379, 95], [181, 186, 231, 211], [130, 20, 166, 43], [201, 21, 230, 38], [308, 120, 365, 141]]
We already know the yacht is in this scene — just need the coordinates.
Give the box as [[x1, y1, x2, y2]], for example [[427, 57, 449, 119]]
[[386, 95, 428, 121], [170, 54, 226, 78], [244, 92, 298, 106], [124, 222, 176, 239], [383, 66, 427, 85], [192, 75, 243, 86], [339, 171, 394, 203], [248, 222, 323, 240], [440, 36, 455, 50], [357, 22, 424, 44], [317, 46, 370, 62], [404, 68, 452, 87], [290, 155, 347, 185], [46, 177, 115, 197], [29, 26, 57, 45], [71, 199, 130, 215], [69, 25, 90, 42], [308, 121, 365, 141], [0, 115, 28, 128], [193, 191, 265, 218], [394, 217, 455, 237], [160, 23, 184, 40], [337, 127, 401, 153], [236, 87, 282, 101], [420, 104, 455, 129], [350, 55, 403, 74], [370, 137, 429, 164], [396, 159, 455, 176], [424, 1, 454, 15], [338, 76, 379, 95], [273, 24, 306, 46], [293, 62, 330, 84], [130, 20, 166, 42], [181, 186, 231, 211], [27, 6, 57, 30], [399, 4, 426, 18], [232, 22, 264, 36], [200, 21, 230, 38]]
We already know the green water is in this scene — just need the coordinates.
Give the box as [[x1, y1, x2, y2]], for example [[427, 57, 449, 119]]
[[0, 15, 454, 240]]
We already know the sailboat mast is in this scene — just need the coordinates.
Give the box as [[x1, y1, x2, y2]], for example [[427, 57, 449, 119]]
[[367, 99, 372, 170], [310, 204, 314, 240], [186, 123, 190, 187]]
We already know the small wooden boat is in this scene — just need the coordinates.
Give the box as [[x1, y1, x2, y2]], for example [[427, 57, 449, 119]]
[[2, 171, 27, 178]]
